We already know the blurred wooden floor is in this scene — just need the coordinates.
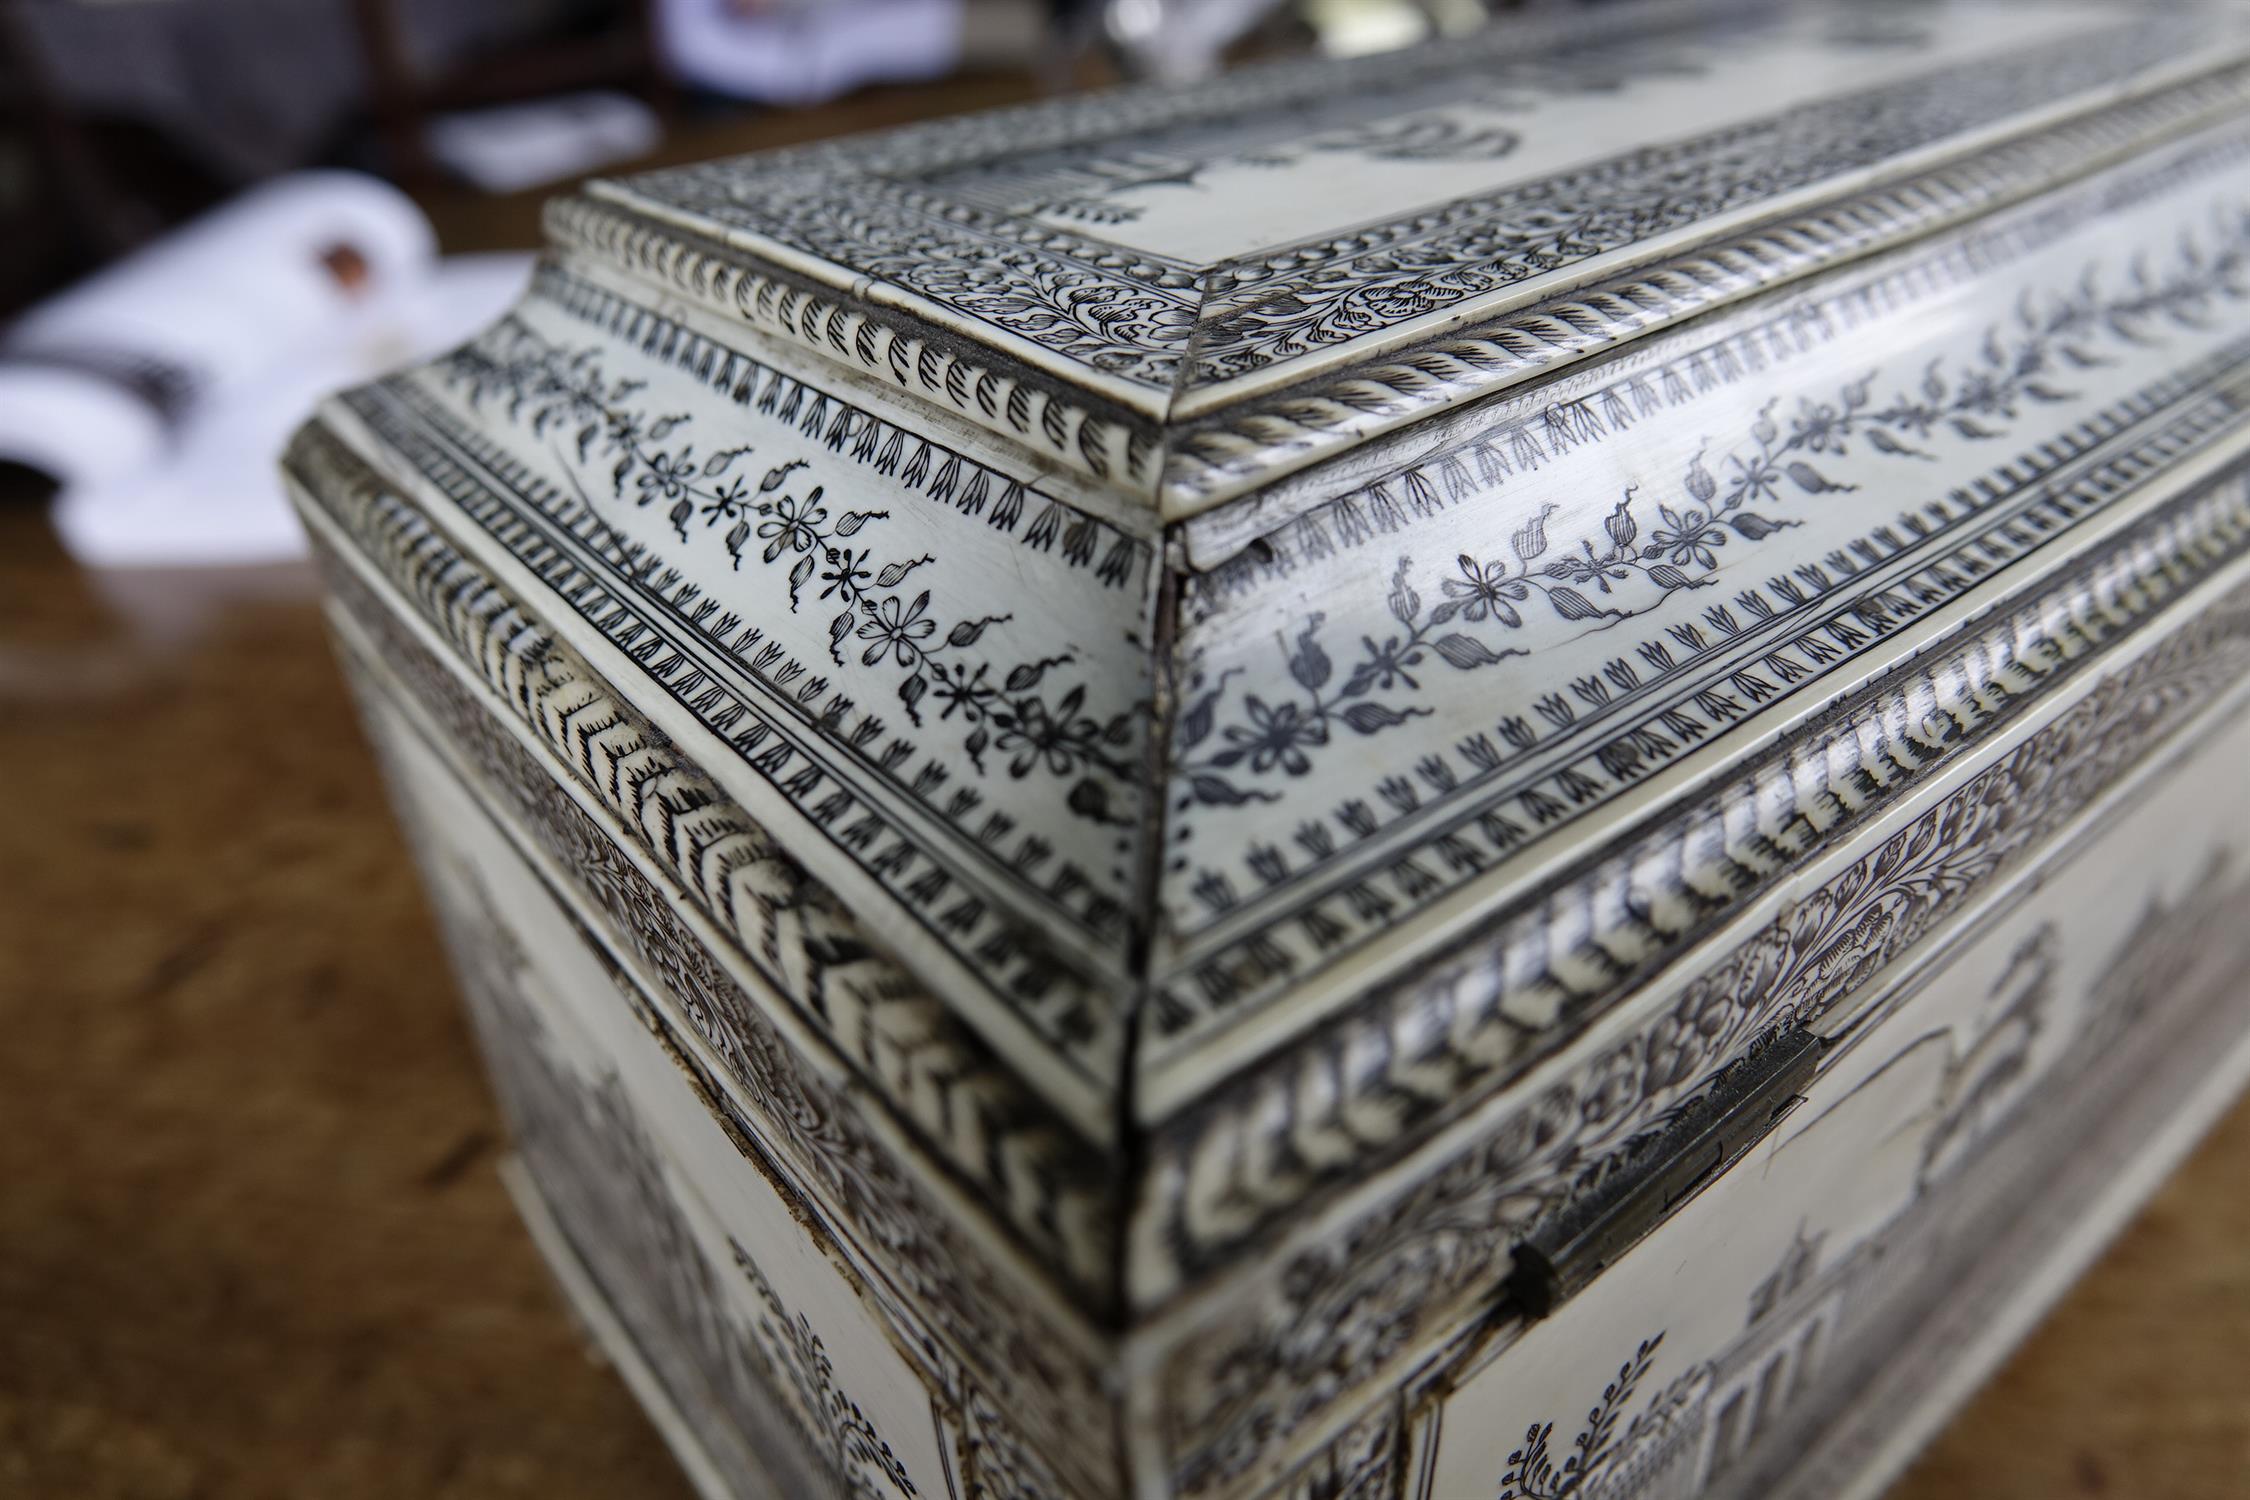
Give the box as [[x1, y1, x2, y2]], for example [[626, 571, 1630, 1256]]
[[3, 73, 2248, 1500]]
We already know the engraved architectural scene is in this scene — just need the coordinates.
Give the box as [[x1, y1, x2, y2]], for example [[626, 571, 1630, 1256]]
[[367, 696, 959, 1500], [1412, 701, 2250, 1499]]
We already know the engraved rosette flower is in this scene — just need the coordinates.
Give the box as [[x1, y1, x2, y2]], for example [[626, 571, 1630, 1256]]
[[757, 491, 829, 561], [994, 685, 1108, 779], [1790, 397, 1851, 454], [1220, 696, 1330, 776], [856, 590, 936, 667], [1648, 505, 1728, 571], [634, 449, 695, 505], [1438, 553, 1530, 626]]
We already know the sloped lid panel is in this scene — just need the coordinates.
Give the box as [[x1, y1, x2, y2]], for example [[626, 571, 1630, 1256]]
[[310, 262, 1164, 1147], [1134, 115, 2250, 1289], [587, 0, 2250, 513]]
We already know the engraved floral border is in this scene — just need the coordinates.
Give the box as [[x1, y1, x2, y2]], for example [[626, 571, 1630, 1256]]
[[1172, 217, 2250, 810], [329, 379, 1132, 1071], [440, 293, 1144, 800], [1157, 69, 2250, 512]]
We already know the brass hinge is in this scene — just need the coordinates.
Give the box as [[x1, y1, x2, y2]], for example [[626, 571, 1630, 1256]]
[[1506, 1027, 1822, 1320]]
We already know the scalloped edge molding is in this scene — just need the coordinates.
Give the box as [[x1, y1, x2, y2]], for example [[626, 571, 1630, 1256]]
[[557, 42, 2250, 522]]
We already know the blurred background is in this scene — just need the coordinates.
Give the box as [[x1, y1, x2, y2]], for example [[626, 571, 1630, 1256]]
[[3, 0, 1502, 564], [1, 2, 2246, 1496]]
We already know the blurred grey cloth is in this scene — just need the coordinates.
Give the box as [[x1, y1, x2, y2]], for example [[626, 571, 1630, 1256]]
[[11, 0, 600, 181]]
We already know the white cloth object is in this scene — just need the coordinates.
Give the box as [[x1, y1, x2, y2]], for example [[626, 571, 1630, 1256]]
[[0, 365, 168, 497], [0, 169, 533, 569], [657, 0, 965, 106], [3, 170, 438, 420], [46, 253, 534, 570]]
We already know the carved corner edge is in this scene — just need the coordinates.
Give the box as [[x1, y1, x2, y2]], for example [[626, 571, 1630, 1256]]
[[543, 194, 1170, 507], [278, 413, 1130, 1313]]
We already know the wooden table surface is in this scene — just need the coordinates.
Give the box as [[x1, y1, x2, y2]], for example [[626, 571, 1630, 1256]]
[[3, 71, 2247, 1499]]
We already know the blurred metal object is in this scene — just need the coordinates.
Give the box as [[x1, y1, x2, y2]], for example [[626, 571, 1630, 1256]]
[[1101, 0, 1285, 80]]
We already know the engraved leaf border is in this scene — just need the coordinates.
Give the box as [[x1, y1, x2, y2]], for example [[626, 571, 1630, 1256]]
[[440, 318, 1141, 810], [1170, 225, 2250, 814]]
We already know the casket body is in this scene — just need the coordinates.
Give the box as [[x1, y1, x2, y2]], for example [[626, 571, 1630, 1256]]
[[286, 4, 2250, 1496]]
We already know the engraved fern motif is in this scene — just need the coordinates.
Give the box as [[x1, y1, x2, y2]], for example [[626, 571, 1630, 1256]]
[[738, 1241, 919, 1499], [1499, 1335, 1663, 1500]]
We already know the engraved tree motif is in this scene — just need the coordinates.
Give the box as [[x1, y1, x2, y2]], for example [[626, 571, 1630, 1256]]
[[1921, 928, 2055, 1184], [1499, 1335, 1664, 1500], [736, 1242, 918, 1500]]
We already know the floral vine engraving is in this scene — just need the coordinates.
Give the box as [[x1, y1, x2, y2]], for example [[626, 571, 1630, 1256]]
[[440, 319, 1138, 798], [1173, 497, 1737, 806], [1023, 111, 1527, 227], [1174, 224, 2250, 809], [1186, 27, 2192, 383], [735, 1241, 919, 1499]]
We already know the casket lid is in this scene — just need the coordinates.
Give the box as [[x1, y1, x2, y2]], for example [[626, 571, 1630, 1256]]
[[568, 0, 2250, 519]]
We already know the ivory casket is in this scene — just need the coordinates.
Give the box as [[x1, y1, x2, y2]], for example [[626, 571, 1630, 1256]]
[[285, 4, 2250, 1495]]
